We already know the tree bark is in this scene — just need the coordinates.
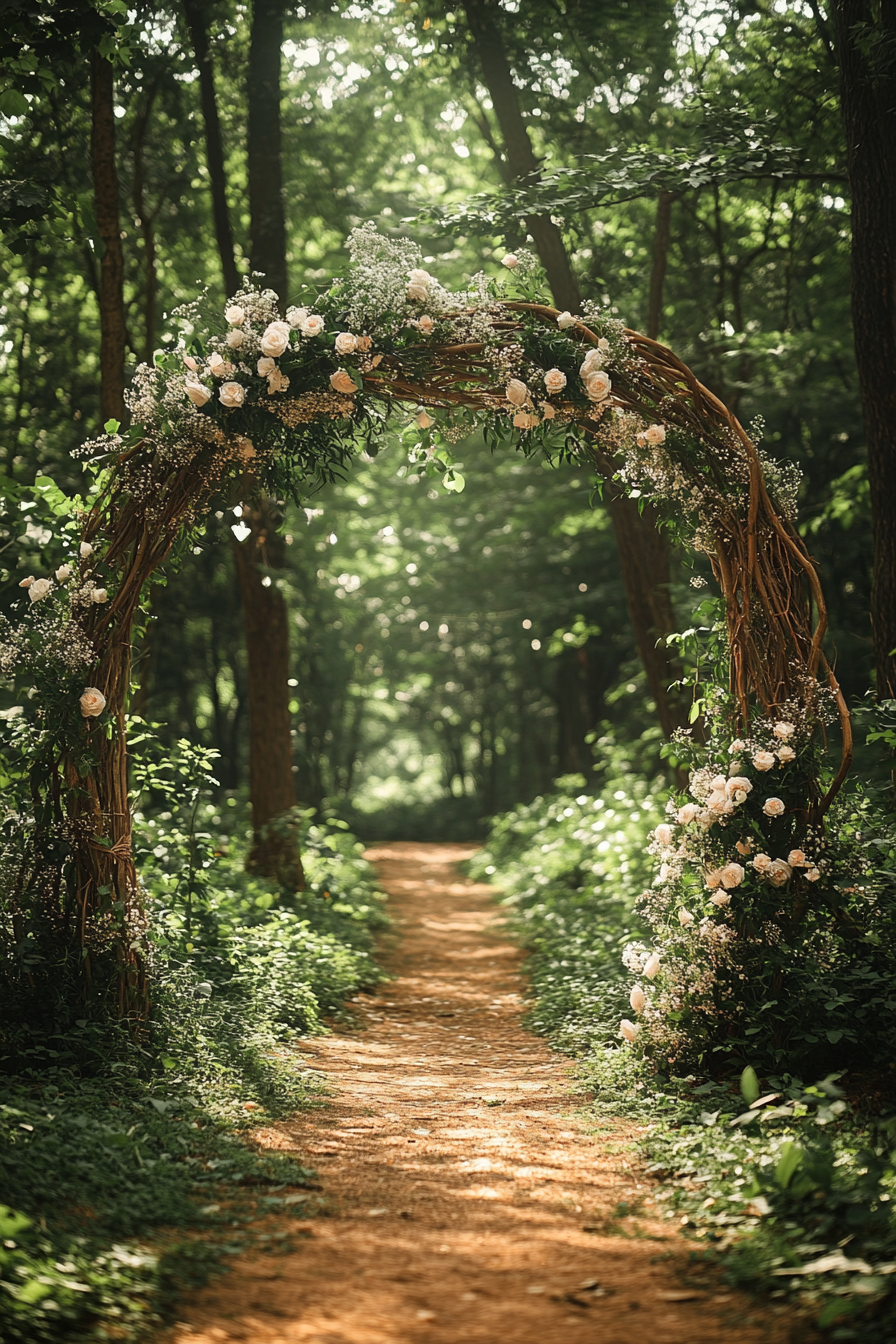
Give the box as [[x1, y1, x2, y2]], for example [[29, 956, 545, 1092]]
[[831, 1, 896, 696], [230, 499, 304, 888], [247, 0, 288, 303], [462, 0, 687, 735], [90, 51, 126, 425], [183, 0, 241, 298]]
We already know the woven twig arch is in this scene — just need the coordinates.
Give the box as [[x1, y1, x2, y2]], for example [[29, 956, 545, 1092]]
[[56, 293, 851, 1009]]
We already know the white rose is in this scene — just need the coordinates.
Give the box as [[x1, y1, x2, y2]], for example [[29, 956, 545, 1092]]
[[543, 368, 567, 395], [416, 410, 434, 429], [225, 305, 245, 325], [654, 823, 674, 847], [330, 370, 357, 395], [506, 379, 529, 406], [417, 315, 434, 335], [583, 370, 612, 401], [80, 542, 93, 559], [91, 587, 108, 603], [751, 853, 773, 874], [678, 908, 694, 926], [335, 332, 357, 355], [768, 859, 792, 886], [580, 348, 605, 376], [300, 314, 324, 337], [726, 776, 752, 798], [643, 952, 661, 979], [752, 750, 776, 772], [719, 862, 745, 889], [260, 322, 290, 357], [643, 424, 666, 446], [710, 889, 731, 907], [629, 985, 647, 1013], [257, 356, 276, 377], [79, 687, 106, 717], [619, 1019, 639, 1043], [773, 721, 795, 739], [226, 329, 245, 348], [219, 381, 246, 408], [557, 311, 575, 329], [55, 565, 71, 582], [185, 379, 212, 407], [407, 282, 428, 302], [763, 797, 785, 817], [286, 306, 308, 327], [28, 578, 51, 603], [501, 252, 519, 268], [677, 803, 700, 824], [777, 744, 796, 763]]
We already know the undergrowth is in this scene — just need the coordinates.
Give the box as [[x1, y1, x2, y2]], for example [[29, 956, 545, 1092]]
[[477, 768, 896, 1342], [0, 750, 387, 1342]]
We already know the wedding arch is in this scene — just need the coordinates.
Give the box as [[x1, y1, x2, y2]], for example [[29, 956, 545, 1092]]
[[6, 226, 851, 1024]]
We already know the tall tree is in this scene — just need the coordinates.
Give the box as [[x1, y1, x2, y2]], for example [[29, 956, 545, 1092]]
[[460, 0, 687, 734], [90, 50, 126, 424], [829, 1, 896, 696], [247, 0, 288, 301]]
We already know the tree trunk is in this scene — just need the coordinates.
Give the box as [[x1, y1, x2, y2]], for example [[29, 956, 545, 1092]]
[[90, 51, 126, 425], [647, 191, 674, 341], [831, 1, 896, 696], [183, 0, 241, 298], [247, 0, 288, 303], [461, 0, 686, 735], [230, 500, 305, 888]]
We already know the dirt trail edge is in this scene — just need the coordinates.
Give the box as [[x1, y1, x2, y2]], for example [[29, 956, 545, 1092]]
[[164, 842, 800, 1344]]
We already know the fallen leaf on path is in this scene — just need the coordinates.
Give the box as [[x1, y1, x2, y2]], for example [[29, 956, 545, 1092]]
[[657, 1291, 705, 1301]]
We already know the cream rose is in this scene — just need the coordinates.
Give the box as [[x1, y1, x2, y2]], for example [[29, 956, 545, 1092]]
[[330, 370, 357, 395], [225, 304, 245, 326], [79, 687, 106, 717], [583, 370, 612, 402], [643, 424, 666, 446], [512, 411, 539, 429], [416, 410, 434, 429], [725, 776, 752, 797], [417, 315, 434, 336], [677, 802, 700, 824], [356, 334, 372, 351], [543, 368, 567, 395], [207, 353, 231, 377], [773, 721, 795, 739], [28, 578, 51, 603], [557, 311, 575, 329], [267, 369, 290, 394], [580, 349, 605, 376], [629, 985, 647, 1013], [751, 852, 773, 874], [644, 952, 661, 979], [257, 356, 276, 377], [18, 576, 34, 588], [409, 267, 430, 285], [183, 355, 198, 371], [407, 282, 428, 302], [55, 565, 71, 583], [752, 750, 776, 772], [501, 252, 519, 268], [720, 862, 745, 889], [286, 306, 308, 327], [805, 866, 821, 882], [80, 542, 93, 559], [654, 823, 674, 847], [91, 587, 108, 603], [768, 859, 792, 886], [729, 739, 746, 754], [219, 381, 246, 408], [334, 332, 357, 356], [226, 329, 245, 349], [788, 849, 808, 867], [300, 314, 324, 337], [710, 889, 731, 907], [777, 744, 796, 763], [763, 797, 785, 817], [541, 403, 556, 420], [619, 1019, 639, 1043], [678, 908, 694, 926], [185, 379, 212, 407], [505, 379, 529, 406], [259, 322, 290, 357]]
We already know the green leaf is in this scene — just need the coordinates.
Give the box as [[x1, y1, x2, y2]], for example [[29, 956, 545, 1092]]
[[0, 89, 30, 118], [104, 418, 122, 434], [774, 1141, 804, 1189], [740, 1065, 760, 1106]]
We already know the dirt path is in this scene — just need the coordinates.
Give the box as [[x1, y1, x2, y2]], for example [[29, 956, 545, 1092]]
[[165, 842, 800, 1344]]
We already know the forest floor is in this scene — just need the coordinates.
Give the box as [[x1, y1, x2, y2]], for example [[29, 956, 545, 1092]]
[[161, 842, 804, 1344]]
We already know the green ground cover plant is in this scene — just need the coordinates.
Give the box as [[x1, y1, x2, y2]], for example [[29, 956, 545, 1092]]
[[476, 760, 896, 1342], [0, 753, 387, 1342]]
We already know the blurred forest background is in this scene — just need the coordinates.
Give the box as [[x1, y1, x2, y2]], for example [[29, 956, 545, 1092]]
[[0, 0, 871, 839]]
